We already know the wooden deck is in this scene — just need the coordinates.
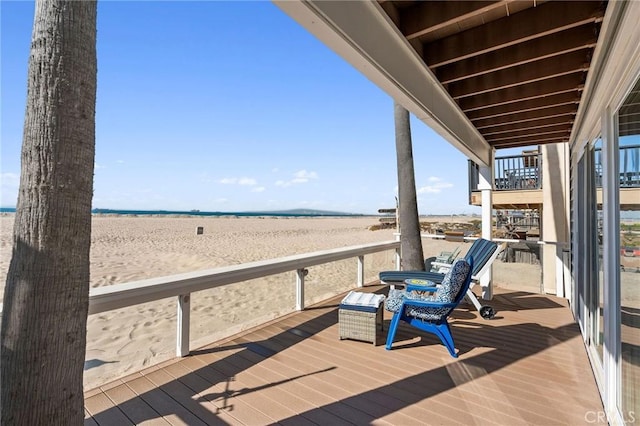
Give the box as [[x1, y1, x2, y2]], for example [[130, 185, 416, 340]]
[[85, 286, 604, 425]]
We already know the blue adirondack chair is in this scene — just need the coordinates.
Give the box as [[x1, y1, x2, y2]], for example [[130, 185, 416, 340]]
[[379, 238, 504, 319], [384, 257, 474, 357]]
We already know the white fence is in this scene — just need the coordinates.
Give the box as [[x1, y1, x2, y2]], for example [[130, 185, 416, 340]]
[[88, 240, 400, 357]]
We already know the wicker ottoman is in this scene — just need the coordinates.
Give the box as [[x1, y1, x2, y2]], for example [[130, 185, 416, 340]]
[[339, 293, 384, 346]]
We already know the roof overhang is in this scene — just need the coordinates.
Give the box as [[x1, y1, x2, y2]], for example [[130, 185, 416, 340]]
[[275, 1, 609, 168], [274, 0, 492, 166]]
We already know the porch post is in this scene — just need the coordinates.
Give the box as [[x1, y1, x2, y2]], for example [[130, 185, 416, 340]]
[[296, 268, 306, 311], [478, 153, 494, 300], [176, 294, 190, 357]]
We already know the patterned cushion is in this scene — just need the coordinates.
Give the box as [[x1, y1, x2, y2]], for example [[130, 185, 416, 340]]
[[384, 288, 434, 312], [405, 305, 450, 321], [384, 288, 406, 312], [404, 259, 471, 322], [432, 259, 471, 303]]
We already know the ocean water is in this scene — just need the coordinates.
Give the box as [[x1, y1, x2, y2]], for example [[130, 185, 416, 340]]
[[0, 207, 361, 218]]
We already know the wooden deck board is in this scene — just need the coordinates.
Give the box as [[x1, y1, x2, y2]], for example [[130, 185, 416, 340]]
[[102, 382, 170, 426], [124, 375, 208, 426], [171, 355, 282, 425], [85, 391, 134, 425], [86, 286, 604, 425]]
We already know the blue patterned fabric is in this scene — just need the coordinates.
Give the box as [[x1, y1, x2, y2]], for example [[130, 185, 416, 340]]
[[431, 259, 471, 303], [405, 259, 470, 321], [385, 259, 470, 321], [384, 288, 407, 312], [405, 304, 448, 321], [384, 288, 431, 312]]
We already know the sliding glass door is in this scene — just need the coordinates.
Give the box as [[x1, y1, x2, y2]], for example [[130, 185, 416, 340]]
[[616, 77, 640, 421], [588, 138, 605, 363]]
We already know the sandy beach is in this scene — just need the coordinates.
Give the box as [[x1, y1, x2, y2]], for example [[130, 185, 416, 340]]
[[0, 214, 541, 389]]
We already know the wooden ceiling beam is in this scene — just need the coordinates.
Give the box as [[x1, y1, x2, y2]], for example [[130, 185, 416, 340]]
[[485, 127, 571, 145], [401, 1, 510, 40], [491, 136, 568, 149], [474, 104, 577, 129], [492, 138, 568, 150], [480, 115, 575, 136], [465, 92, 580, 121], [437, 25, 599, 84], [484, 124, 572, 142], [457, 74, 584, 111], [423, 1, 605, 68], [449, 51, 590, 99]]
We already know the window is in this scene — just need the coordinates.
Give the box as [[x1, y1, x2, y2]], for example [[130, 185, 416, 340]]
[[616, 77, 640, 420]]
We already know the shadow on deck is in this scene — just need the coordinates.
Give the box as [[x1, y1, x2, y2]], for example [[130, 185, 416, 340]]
[[85, 286, 604, 425]]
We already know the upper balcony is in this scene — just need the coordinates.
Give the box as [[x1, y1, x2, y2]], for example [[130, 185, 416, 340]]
[[469, 145, 640, 209], [469, 150, 543, 209]]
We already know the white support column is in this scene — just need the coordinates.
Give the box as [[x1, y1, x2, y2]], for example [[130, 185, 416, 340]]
[[176, 293, 190, 357], [357, 255, 364, 287], [296, 268, 306, 311], [478, 158, 494, 300], [394, 232, 401, 270], [541, 143, 571, 296]]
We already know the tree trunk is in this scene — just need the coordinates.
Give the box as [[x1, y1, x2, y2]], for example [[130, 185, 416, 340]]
[[1, 1, 97, 424], [394, 102, 425, 271]]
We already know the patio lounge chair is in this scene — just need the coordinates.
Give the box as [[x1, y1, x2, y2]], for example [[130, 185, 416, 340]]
[[379, 238, 506, 319], [384, 257, 473, 357]]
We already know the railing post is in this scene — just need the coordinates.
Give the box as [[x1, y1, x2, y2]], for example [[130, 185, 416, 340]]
[[296, 268, 306, 311], [176, 293, 190, 357], [357, 255, 364, 287]]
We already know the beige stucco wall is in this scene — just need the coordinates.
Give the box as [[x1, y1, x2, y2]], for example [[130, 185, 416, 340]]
[[540, 143, 570, 295]]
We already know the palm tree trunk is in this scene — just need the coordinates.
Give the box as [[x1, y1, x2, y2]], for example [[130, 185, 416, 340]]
[[1, 0, 97, 423], [394, 102, 425, 271]]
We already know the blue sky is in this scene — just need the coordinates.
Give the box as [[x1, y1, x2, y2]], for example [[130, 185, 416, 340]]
[[1, 1, 482, 215]]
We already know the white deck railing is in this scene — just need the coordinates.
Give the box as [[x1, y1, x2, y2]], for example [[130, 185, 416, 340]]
[[88, 240, 400, 357]]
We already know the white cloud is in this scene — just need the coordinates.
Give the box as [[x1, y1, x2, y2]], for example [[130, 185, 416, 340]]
[[116, 160, 125, 164], [417, 176, 454, 194], [275, 169, 319, 187], [218, 177, 257, 186], [238, 177, 257, 185], [251, 186, 266, 192], [95, 163, 105, 170], [294, 170, 318, 180]]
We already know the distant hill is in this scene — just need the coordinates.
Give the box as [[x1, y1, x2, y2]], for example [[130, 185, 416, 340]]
[[247, 208, 364, 217]]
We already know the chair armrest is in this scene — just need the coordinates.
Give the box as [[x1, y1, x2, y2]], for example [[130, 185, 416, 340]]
[[406, 284, 439, 292]]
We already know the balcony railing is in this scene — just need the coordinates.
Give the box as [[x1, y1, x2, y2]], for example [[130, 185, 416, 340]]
[[87, 240, 400, 358], [494, 151, 542, 190], [468, 151, 542, 201], [469, 145, 640, 199], [595, 143, 640, 187]]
